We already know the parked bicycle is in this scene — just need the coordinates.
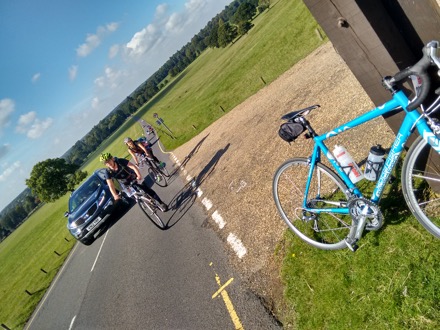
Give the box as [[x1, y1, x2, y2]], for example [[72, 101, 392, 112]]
[[122, 181, 166, 229], [273, 40, 440, 251]]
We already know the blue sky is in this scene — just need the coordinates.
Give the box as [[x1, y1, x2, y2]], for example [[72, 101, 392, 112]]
[[0, 0, 231, 211]]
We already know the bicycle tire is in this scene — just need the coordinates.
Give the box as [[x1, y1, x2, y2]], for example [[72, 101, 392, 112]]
[[148, 167, 167, 187], [138, 196, 166, 229], [273, 158, 356, 250], [159, 164, 170, 177], [401, 136, 440, 238]]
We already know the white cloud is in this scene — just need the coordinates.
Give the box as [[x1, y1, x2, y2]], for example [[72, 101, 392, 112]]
[[0, 98, 15, 133], [69, 65, 78, 81], [109, 44, 119, 59], [0, 161, 21, 182], [17, 111, 37, 129], [185, 0, 207, 12], [76, 22, 120, 57], [31, 73, 41, 83], [91, 97, 100, 109], [165, 13, 185, 33], [16, 111, 53, 139], [27, 118, 53, 139], [106, 22, 119, 32], [96, 67, 125, 89], [126, 24, 161, 57], [155, 3, 169, 17]]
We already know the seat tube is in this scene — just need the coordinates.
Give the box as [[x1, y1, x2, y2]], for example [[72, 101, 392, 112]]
[[302, 144, 321, 209]]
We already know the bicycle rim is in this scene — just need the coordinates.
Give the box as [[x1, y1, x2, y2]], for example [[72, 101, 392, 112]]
[[273, 158, 355, 250], [148, 167, 167, 187], [138, 197, 165, 229], [160, 165, 170, 177], [402, 136, 440, 238]]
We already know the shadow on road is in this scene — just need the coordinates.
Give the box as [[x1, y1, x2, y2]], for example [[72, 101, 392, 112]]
[[163, 143, 230, 229]]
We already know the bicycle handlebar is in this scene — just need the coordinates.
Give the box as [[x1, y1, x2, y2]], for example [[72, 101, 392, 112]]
[[384, 40, 440, 111]]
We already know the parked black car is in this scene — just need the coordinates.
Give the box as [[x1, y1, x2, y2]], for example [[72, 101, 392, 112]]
[[65, 168, 116, 245]]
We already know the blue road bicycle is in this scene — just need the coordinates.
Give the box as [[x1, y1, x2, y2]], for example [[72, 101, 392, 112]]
[[273, 41, 440, 251]]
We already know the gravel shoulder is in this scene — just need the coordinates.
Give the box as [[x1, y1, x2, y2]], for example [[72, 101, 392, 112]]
[[170, 42, 396, 319]]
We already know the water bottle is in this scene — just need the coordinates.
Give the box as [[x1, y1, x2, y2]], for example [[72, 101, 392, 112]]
[[333, 145, 364, 183], [364, 145, 386, 181]]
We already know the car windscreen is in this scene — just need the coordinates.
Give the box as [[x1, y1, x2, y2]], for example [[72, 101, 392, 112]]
[[69, 176, 102, 212]]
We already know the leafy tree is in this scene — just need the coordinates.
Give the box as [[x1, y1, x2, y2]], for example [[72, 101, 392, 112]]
[[217, 19, 237, 47], [258, 0, 270, 12], [207, 22, 220, 48], [67, 170, 88, 191], [237, 21, 253, 35], [232, 2, 257, 24], [26, 158, 87, 203]]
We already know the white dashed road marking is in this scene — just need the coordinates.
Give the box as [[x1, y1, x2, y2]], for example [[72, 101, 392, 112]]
[[171, 152, 247, 259]]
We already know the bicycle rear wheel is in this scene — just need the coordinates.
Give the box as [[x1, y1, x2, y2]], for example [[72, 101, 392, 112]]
[[148, 167, 167, 187], [273, 158, 355, 250], [402, 136, 440, 238], [138, 196, 166, 229]]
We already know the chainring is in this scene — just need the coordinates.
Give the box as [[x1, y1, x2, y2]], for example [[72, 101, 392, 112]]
[[348, 197, 383, 231]]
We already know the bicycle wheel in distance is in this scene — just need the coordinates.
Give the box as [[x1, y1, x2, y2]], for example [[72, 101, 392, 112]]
[[148, 167, 167, 187], [138, 196, 166, 229], [402, 136, 440, 238], [273, 158, 355, 250]]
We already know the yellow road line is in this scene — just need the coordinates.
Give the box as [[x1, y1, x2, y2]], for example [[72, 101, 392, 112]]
[[211, 265, 244, 330]]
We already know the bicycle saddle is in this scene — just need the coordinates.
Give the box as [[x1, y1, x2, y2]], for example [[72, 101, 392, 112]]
[[281, 104, 320, 121]]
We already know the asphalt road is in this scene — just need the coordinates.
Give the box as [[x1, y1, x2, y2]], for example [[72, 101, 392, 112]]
[[25, 123, 280, 330]]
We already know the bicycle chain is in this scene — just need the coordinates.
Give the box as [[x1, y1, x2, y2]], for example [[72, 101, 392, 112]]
[[348, 197, 383, 231]]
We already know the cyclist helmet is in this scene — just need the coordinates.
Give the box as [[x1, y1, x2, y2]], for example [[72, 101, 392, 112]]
[[99, 152, 113, 162], [123, 137, 132, 144]]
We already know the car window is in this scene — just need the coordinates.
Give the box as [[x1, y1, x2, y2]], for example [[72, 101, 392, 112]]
[[69, 176, 101, 212], [96, 168, 108, 181]]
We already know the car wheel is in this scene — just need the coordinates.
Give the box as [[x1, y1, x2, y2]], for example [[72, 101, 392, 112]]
[[80, 238, 93, 246]]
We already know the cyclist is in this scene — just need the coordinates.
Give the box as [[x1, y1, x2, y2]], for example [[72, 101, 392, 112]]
[[99, 152, 168, 211], [124, 137, 162, 167]]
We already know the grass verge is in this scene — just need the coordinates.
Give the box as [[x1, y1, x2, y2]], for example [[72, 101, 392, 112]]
[[278, 162, 439, 329]]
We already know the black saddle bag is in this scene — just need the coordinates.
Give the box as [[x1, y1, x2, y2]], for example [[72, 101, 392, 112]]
[[278, 122, 305, 143]]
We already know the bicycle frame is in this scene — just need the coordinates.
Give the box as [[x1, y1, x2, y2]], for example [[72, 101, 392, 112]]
[[304, 89, 440, 215]]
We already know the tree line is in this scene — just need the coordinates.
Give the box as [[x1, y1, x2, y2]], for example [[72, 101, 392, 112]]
[[0, 0, 269, 241]]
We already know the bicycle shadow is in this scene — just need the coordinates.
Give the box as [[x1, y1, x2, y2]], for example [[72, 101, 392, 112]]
[[193, 143, 230, 188], [180, 134, 210, 167], [163, 143, 230, 229]]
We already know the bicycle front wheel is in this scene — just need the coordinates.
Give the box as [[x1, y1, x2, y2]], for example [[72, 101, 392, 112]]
[[158, 164, 170, 177], [148, 167, 167, 187], [273, 158, 355, 250], [138, 196, 166, 229], [402, 136, 440, 238]]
